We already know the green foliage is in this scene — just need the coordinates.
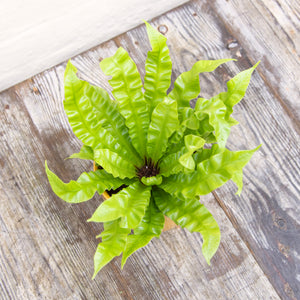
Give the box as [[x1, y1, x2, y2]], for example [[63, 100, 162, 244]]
[[195, 97, 230, 148], [141, 175, 163, 186], [147, 97, 179, 162], [45, 21, 260, 278], [153, 188, 220, 264], [121, 198, 165, 268], [67, 145, 94, 161], [100, 47, 149, 158], [160, 146, 261, 199], [94, 149, 136, 179], [88, 182, 151, 229], [179, 135, 205, 170], [93, 219, 130, 279], [168, 59, 234, 108], [144, 21, 172, 114], [45, 161, 130, 203]]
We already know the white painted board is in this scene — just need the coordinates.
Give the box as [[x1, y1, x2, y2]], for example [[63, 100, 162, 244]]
[[0, 0, 188, 92]]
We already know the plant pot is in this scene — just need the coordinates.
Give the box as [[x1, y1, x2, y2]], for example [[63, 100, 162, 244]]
[[93, 161, 178, 232]]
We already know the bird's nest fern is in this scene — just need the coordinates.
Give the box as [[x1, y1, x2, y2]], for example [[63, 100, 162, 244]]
[[45, 21, 260, 278]]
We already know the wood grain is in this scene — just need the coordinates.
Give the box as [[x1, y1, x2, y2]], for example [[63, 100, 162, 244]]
[[211, 0, 300, 122], [0, 0, 298, 298]]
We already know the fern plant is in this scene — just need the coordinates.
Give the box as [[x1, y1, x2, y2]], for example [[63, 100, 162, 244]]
[[45, 22, 260, 278]]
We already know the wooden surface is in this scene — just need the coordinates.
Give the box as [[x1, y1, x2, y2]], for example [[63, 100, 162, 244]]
[[0, 0, 299, 299], [0, 0, 188, 92]]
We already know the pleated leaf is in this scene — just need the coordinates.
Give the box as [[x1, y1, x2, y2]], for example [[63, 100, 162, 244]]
[[45, 161, 126, 203], [94, 149, 136, 179], [64, 61, 119, 151], [168, 59, 234, 108], [144, 21, 172, 113], [180, 107, 200, 130], [159, 145, 185, 177], [160, 135, 205, 175], [121, 198, 165, 268], [153, 188, 220, 264], [168, 124, 187, 145], [88, 182, 151, 229], [193, 144, 221, 166], [196, 114, 214, 139], [64, 62, 140, 164], [179, 135, 205, 170], [67, 145, 94, 161], [147, 97, 179, 162], [195, 97, 230, 148], [218, 62, 260, 119], [93, 219, 130, 278], [167, 107, 199, 149], [232, 171, 244, 196], [203, 132, 217, 143], [141, 175, 162, 186], [100, 47, 150, 157], [86, 77, 142, 165], [160, 146, 261, 199]]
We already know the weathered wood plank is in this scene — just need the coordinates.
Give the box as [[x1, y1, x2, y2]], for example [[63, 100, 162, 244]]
[[211, 0, 300, 122], [0, 3, 283, 298], [1, 0, 298, 298]]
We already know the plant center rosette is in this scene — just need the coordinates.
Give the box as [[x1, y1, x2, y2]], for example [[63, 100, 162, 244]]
[[45, 21, 260, 278]]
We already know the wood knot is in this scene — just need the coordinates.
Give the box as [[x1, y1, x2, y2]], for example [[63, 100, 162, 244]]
[[277, 242, 290, 258], [284, 282, 296, 299], [32, 86, 40, 94], [272, 212, 287, 231], [158, 24, 168, 35], [226, 39, 239, 50]]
